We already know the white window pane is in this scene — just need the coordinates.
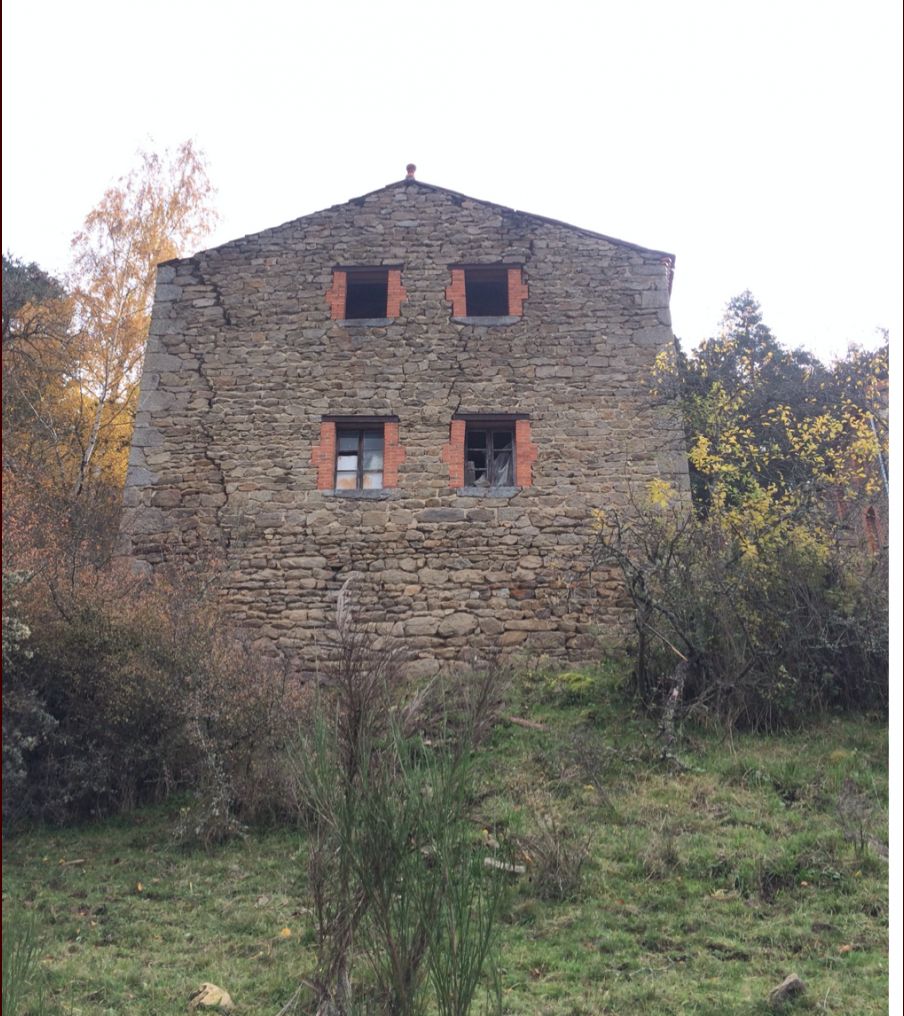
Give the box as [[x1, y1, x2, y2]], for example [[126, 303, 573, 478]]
[[336, 454, 358, 471], [336, 471, 358, 490], [492, 452, 513, 486], [362, 471, 383, 490], [363, 449, 383, 469]]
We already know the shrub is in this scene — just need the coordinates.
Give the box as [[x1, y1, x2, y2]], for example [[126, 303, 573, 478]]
[[541, 657, 632, 713], [521, 802, 592, 901], [593, 494, 888, 732], [3, 558, 304, 829], [285, 603, 508, 1016], [633, 301, 888, 732], [640, 822, 681, 880], [544, 670, 597, 705]]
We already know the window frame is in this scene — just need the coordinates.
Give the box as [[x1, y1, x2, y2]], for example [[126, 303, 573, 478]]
[[343, 268, 390, 320], [326, 265, 406, 322], [334, 425, 386, 491], [445, 264, 528, 321], [463, 267, 510, 317], [464, 422, 516, 488], [442, 414, 536, 491]]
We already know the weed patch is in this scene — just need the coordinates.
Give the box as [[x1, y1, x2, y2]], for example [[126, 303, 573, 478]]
[[2, 689, 888, 1015]]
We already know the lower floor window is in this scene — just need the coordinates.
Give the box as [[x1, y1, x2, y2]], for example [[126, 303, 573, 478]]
[[336, 428, 384, 490], [465, 425, 514, 487]]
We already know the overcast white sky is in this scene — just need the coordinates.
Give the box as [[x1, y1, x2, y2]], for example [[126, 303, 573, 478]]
[[2, 0, 902, 970], [3, 0, 901, 363]]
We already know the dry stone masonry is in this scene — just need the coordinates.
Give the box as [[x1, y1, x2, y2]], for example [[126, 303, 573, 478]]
[[120, 174, 690, 675]]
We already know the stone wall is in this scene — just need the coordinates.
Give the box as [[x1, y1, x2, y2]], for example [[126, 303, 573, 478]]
[[120, 179, 690, 675]]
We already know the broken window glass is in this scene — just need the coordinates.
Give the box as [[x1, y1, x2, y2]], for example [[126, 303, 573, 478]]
[[465, 425, 514, 487]]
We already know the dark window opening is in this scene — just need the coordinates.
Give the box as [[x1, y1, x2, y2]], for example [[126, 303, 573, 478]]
[[465, 268, 509, 317], [345, 270, 388, 319], [465, 424, 514, 487], [335, 427, 384, 490]]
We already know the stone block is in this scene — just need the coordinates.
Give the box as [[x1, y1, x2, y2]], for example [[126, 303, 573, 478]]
[[437, 612, 478, 637], [125, 465, 155, 487], [155, 283, 182, 302], [143, 352, 184, 372], [405, 616, 440, 636], [131, 427, 164, 448], [419, 507, 466, 522]]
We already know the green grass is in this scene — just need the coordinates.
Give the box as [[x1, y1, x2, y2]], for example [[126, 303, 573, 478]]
[[3, 669, 888, 1015]]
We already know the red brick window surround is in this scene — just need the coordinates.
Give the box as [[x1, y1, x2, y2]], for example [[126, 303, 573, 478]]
[[326, 267, 407, 321], [441, 414, 537, 489], [445, 265, 528, 318], [312, 417, 406, 491]]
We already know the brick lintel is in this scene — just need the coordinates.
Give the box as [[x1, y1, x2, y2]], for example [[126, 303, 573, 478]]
[[452, 412, 530, 421], [324, 414, 400, 424]]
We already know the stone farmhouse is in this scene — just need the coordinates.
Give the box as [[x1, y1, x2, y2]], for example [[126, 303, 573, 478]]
[[120, 168, 690, 675]]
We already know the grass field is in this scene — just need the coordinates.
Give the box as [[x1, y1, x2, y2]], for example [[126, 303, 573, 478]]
[[3, 669, 889, 1015]]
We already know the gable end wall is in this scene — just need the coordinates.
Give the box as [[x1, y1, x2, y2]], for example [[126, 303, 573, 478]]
[[120, 183, 690, 675]]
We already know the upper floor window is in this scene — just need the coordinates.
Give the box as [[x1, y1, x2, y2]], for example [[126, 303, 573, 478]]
[[345, 270, 389, 319], [464, 268, 509, 317], [446, 265, 529, 320], [326, 266, 407, 321]]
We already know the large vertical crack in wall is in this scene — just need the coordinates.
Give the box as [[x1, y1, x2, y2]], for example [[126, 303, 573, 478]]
[[193, 257, 233, 550]]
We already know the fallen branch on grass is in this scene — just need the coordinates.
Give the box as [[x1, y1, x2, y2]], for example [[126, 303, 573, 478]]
[[505, 716, 548, 732]]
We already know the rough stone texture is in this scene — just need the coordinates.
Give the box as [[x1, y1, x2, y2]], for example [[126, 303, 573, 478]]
[[119, 177, 690, 673], [768, 973, 806, 1009]]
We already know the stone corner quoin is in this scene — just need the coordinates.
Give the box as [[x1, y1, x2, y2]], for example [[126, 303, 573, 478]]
[[119, 177, 690, 676]]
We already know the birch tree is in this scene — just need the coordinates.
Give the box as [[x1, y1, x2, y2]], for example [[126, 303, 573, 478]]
[[65, 140, 216, 496]]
